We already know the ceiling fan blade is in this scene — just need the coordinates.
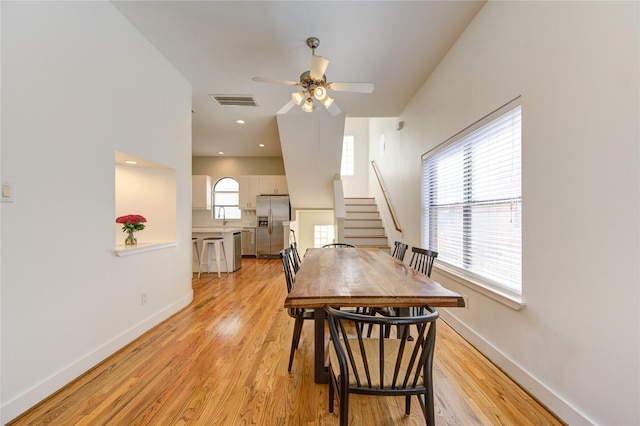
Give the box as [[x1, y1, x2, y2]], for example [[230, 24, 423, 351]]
[[327, 102, 342, 116], [277, 99, 296, 115], [310, 55, 329, 80], [327, 82, 374, 93], [252, 77, 300, 86]]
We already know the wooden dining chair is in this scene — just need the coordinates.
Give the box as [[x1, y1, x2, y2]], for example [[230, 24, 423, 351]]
[[407, 247, 439, 319], [280, 248, 314, 372], [325, 305, 439, 426], [290, 242, 301, 273], [392, 241, 409, 262], [409, 247, 438, 277]]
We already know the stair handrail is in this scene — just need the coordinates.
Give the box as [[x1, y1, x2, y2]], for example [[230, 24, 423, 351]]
[[371, 161, 402, 233]]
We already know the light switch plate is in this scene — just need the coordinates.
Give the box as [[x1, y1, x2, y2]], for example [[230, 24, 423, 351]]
[[1, 181, 14, 203]]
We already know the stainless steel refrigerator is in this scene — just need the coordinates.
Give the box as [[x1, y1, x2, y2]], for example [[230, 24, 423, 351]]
[[256, 195, 290, 258]]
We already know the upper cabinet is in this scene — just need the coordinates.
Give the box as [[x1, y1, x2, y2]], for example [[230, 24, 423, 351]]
[[259, 175, 288, 195], [192, 175, 212, 210], [239, 175, 288, 209], [238, 175, 260, 209]]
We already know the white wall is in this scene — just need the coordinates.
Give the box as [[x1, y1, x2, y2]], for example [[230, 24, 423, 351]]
[[368, 117, 410, 245], [192, 156, 286, 179], [0, 2, 193, 422], [369, 2, 639, 425]]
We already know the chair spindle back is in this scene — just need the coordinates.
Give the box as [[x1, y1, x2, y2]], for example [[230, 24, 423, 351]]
[[409, 247, 438, 277], [392, 241, 409, 261]]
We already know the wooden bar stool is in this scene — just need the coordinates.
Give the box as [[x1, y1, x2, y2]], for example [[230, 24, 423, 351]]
[[198, 237, 228, 278]]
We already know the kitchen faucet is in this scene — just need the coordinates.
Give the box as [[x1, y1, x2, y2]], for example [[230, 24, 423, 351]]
[[218, 206, 227, 225]]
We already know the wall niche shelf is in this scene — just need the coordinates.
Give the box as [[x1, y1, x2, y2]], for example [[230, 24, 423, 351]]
[[115, 151, 177, 252], [114, 241, 178, 257]]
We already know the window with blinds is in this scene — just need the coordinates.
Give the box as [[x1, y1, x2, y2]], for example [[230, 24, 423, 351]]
[[422, 100, 522, 296]]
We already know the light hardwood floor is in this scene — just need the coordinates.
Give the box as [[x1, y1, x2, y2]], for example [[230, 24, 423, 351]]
[[10, 258, 564, 425]]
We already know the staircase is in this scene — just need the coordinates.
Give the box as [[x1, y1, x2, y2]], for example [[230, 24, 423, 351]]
[[343, 197, 391, 252]]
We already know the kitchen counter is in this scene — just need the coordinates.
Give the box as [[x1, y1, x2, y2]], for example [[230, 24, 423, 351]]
[[192, 227, 244, 233]]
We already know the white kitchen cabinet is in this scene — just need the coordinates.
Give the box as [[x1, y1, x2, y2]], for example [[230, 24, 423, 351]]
[[192, 175, 212, 210], [276, 175, 288, 194], [239, 175, 260, 209], [259, 175, 288, 195]]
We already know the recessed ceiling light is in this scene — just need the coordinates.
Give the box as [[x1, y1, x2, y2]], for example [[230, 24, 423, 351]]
[[259, 144, 265, 147], [218, 151, 224, 155], [125, 160, 138, 165], [235, 119, 245, 124]]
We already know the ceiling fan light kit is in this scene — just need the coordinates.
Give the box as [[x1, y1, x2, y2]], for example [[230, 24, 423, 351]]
[[292, 91, 306, 105], [252, 37, 374, 115], [321, 96, 334, 109], [313, 86, 327, 101], [302, 98, 315, 113]]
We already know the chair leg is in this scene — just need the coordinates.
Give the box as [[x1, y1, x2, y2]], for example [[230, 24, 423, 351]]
[[292, 317, 304, 350], [424, 378, 435, 426], [288, 318, 304, 372], [405, 395, 411, 415], [339, 379, 349, 426], [287, 339, 296, 373], [328, 371, 335, 413]]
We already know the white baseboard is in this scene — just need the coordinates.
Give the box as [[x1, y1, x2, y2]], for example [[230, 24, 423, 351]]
[[439, 309, 594, 426], [1, 291, 193, 424]]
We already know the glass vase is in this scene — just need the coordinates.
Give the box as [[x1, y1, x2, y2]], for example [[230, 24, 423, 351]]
[[125, 230, 137, 247]]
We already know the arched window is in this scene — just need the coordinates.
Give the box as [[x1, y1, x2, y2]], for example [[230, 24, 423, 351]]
[[212, 177, 241, 221]]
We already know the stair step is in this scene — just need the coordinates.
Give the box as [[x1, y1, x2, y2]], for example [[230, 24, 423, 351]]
[[345, 203, 378, 212], [345, 197, 375, 204], [344, 218, 383, 227], [343, 197, 389, 251], [344, 227, 386, 237], [344, 226, 385, 229], [346, 211, 380, 219]]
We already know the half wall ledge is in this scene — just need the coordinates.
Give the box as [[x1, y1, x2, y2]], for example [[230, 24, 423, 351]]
[[113, 241, 178, 257]]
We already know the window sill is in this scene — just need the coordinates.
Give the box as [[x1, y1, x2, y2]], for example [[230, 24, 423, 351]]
[[114, 241, 178, 257], [433, 264, 526, 311]]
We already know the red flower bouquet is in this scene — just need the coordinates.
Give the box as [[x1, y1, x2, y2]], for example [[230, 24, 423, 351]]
[[116, 214, 147, 232], [116, 214, 147, 246]]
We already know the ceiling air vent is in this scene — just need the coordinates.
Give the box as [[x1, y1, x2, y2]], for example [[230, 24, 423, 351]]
[[210, 94, 258, 107]]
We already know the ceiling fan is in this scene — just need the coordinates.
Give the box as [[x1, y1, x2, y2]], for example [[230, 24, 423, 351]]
[[252, 37, 374, 116]]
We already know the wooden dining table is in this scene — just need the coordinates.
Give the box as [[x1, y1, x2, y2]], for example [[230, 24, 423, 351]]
[[284, 247, 465, 383]]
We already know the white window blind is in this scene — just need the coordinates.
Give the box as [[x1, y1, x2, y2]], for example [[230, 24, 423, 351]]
[[422, 102, 522, 295]]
